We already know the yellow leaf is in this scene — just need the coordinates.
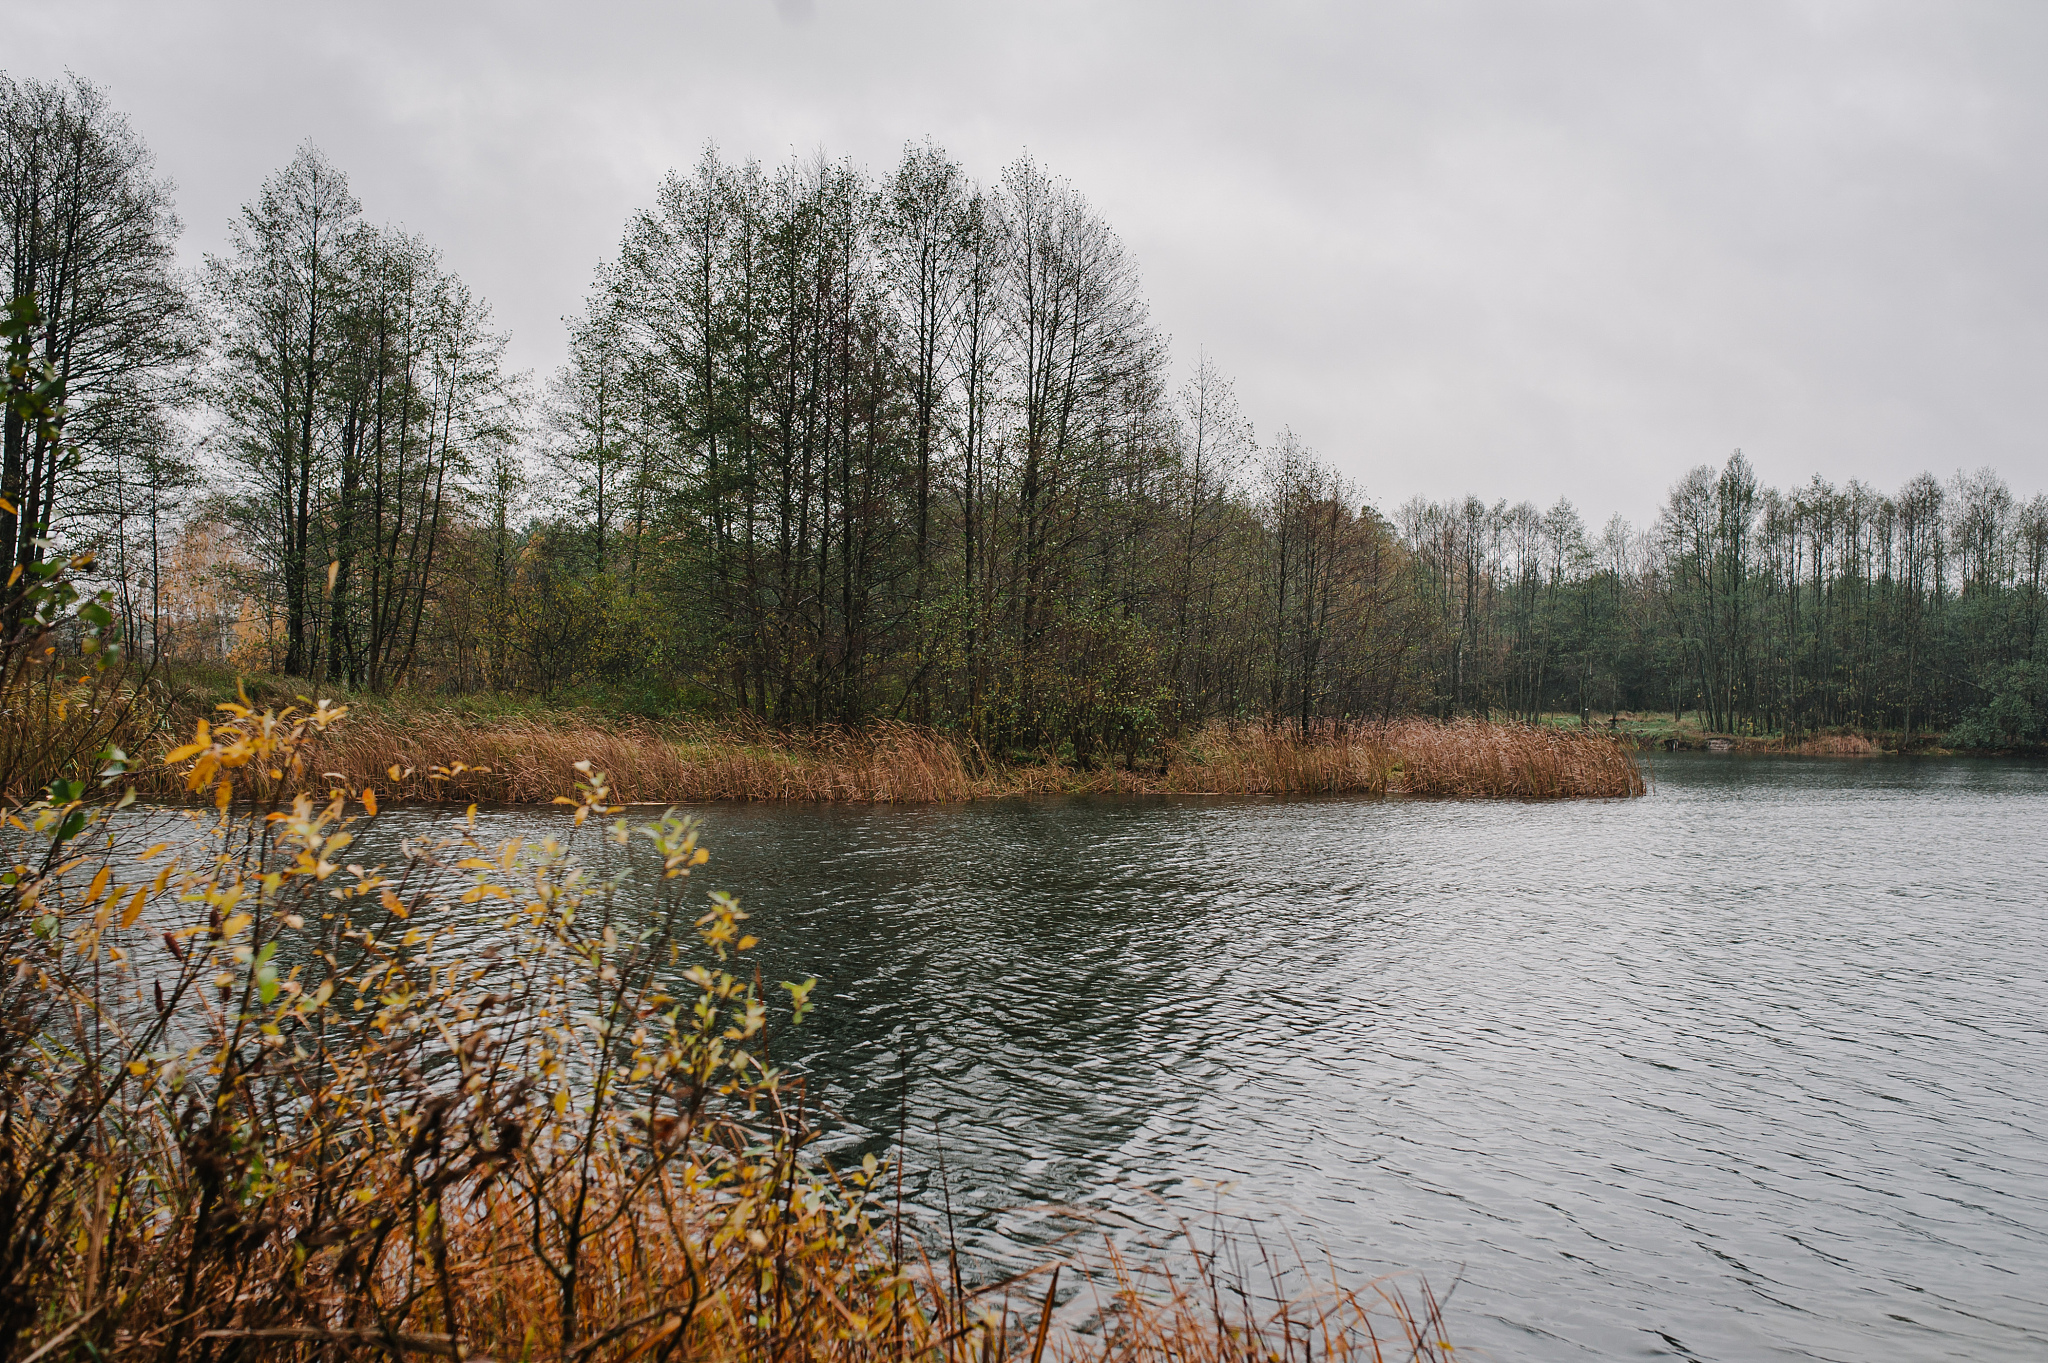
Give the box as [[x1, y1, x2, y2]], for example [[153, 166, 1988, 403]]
[[163, 743, 205, 763], [214, 781, 231, 812], [136, 842, 169, 861], [219, 913, 253, 940], [379, 889, 410, 920], [361, 787, 377, 816], [84, 866, 112, 907], [119, 882, 150, 930]]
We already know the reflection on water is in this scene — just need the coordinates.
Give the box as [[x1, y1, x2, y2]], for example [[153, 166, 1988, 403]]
[[359, 755, 2047, 1362]]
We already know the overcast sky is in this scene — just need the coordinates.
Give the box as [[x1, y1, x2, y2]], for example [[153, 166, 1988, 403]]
[[10, 0, 2046, 527]]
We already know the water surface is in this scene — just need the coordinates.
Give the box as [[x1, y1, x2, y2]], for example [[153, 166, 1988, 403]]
[[395, 756, 2048, 1362]]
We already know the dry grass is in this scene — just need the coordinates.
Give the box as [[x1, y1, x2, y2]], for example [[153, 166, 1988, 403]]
[[1049, 1228, 1457, 1363], [1377, 719, 1647, 798], [363, 1188, 1454, 1363], [1793, 733, 1878, 755], [1157, 719, 1645, 799], [306, 713, 975, 804], [128, 710, 1646, 804]]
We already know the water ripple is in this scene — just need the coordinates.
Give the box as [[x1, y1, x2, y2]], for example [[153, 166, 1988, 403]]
[[370, 755, 2047, 1362]]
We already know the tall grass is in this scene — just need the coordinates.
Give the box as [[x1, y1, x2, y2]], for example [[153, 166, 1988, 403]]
[[301, 712, 974, 804], [1159, 719, 1644, 799], [1793, 733, 1878, 756], [132, 705, 1645, 804], [1377, 719, 1648, 798], [0, 703, 1455, 1362]]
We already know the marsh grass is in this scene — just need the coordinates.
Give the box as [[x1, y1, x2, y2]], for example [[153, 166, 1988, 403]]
[[128, 702, 1646, 805], [1160, 719, 1645, 799], [1792, 733, 1879, 756]]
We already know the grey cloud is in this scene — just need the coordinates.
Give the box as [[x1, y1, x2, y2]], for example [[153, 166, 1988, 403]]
[[9, 0, 2045, 525]]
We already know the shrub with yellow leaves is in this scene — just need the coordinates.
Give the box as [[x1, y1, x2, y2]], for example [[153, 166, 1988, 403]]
[[0, 695, 900, 1362]]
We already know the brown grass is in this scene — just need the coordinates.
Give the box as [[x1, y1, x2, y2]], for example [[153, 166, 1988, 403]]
[[130, 708, 1645, 804], [1157, 719, 1646, 799], [1793, 732, 1878, 755], [398, 1188, 1454, 1363], [303, 713, 975, 804]]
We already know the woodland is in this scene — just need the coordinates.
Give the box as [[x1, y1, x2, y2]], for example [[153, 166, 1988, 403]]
[[10, 72, 2048, 752]]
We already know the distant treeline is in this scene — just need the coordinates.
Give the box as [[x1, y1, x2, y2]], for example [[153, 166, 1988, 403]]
[[7, 72, 2044, 750], [1399, 457, 2046, 745]]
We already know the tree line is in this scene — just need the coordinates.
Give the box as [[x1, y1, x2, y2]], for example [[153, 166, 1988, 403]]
[[7, 71, 2044, 750], [1399, 454, 2048, 746]]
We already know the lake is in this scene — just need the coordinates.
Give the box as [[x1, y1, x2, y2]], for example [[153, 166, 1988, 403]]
[[372, 754, 2048, 1362]]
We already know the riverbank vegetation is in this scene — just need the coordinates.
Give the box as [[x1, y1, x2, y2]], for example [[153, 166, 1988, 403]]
[[0, 717, 1455, 1361], [124, 692, 1644, 802], [7, 71, 2043, 767]]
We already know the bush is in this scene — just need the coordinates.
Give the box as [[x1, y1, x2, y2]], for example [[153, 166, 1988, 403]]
[[1948, 662, 2046, 750]]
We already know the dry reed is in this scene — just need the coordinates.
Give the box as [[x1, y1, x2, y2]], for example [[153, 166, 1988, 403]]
[[1373, 719, 1648, 798], [128, 709, 1646, 804], [1151, 718, 1648, 798], [1793, 733, 1878, 756], [1047, 1226, 1457, 1363]]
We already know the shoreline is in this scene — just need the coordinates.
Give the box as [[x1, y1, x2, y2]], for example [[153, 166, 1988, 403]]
[[133, 709, 1648, 805]]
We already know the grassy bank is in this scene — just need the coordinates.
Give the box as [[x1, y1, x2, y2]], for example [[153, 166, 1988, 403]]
[[131, 682, 1646, 802]]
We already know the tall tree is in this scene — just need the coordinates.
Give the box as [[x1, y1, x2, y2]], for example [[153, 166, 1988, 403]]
[[207, 144, 361, 677], [0, 72, 196, 587]]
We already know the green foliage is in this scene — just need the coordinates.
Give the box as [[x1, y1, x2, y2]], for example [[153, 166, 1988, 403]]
[[1948, 662, 2046, 749], [1398, 454, 2048, 739]]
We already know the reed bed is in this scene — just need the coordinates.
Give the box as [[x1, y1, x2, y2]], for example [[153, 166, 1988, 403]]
[[130, 709, 1646, 804], [1375, 718, 1649, 798], [1793, 732, 1879, 755], [1147, 719, 1644, 798], [130, 711, 977, 804]]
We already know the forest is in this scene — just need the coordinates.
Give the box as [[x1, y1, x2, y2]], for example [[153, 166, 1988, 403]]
[[9, 71, 2047, 752]]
